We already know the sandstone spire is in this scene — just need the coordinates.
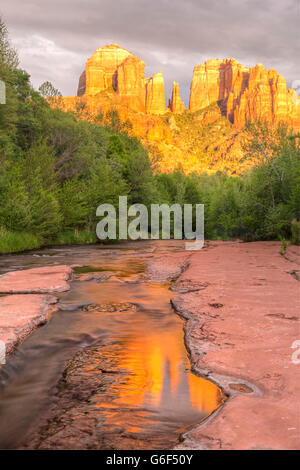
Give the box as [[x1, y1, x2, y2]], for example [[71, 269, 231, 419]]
[[145, 72, 166, 114], [116, 56, 146, 112], [169, 82, 185, 113]]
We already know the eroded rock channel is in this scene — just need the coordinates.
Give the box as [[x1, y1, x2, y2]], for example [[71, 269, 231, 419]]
[[0, 241, 224, 449]]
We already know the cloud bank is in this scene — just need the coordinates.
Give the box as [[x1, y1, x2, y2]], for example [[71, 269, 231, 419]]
[[1, 0, 299, 105]]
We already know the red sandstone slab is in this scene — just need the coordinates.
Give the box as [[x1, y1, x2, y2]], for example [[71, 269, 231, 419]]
[[0, 294, 58, 357], [0, 265, 72, 294], [163, 241, 300, 450], [147, 251, 190, 282]]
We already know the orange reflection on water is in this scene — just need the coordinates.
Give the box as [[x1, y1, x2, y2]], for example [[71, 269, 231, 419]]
[[113, 329, 222, 415]]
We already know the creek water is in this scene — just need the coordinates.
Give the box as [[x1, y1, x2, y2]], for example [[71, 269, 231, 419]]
[[0, 241, 224, 449]]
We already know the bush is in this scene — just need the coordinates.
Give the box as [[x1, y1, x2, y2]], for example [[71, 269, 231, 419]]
[[0, 228, 41, 253], [53, 229, 97, 246], [291, 219, 300, 245]]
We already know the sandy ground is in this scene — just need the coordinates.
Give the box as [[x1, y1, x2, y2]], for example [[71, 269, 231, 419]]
[[0, 265, 72, 358], [149, 241, 300, 450]]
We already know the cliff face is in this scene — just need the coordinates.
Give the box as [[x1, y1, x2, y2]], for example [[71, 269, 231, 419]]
[[78, 44, 131, 96], [77, 44, 166, 114], [230, 65, 300, 129], [169, 82, 185, 113], [58, 45, 300, 176], [189, 59, 249, 112], [77, 45, 299, 129], [145, 72, 166, 114], [189, 59, 300, 129], [116, 55, 146, 112]]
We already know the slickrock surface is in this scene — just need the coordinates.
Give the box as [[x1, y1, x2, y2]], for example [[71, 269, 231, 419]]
[[149, 241, 300, 449], [0, 294, 58, 356], [0, 265, 72, 361], [147, 251, 190, 282], [0, 265, 72, 294]]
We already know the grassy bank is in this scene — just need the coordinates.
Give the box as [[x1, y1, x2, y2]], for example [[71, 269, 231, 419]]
[[0, 228, 42, 253], [1, 225, 299, 255], [0, 228, 98, 254]]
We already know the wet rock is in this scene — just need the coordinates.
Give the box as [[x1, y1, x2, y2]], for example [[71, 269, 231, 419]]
[[82, 302, 137, 313], [170, 280, 208, 293], [228, 383, 253, 394], [147, 252, 190, 282], [77, 272, 114, 282], [0, 265, 72, 294], [0, 294, 58, 356], [58, 302, 90, 311]]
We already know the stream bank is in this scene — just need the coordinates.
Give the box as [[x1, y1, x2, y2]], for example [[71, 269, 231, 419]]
[[0, 240, 299, 450], [0, 241, 224, 449]]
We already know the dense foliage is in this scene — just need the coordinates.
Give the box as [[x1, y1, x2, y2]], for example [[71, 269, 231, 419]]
[[0, 18, 299, 253], [155, 123, 300, 243]]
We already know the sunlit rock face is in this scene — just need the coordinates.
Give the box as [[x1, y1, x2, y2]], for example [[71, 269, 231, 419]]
[[231, 64, 300, 129], [189, 59, 300, 129], [145, 72, 166, 115], [59, 46, 300, 175], [116, 55, 146, 112], [169, 82, 185, 114], [189, 59, 249, 113], [77, 45, 299, 127], [78, 44, 132, 96], [77, 44, 166, 115]]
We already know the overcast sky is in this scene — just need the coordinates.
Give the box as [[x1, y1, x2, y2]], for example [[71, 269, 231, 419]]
[[1, 0, 299, 105]]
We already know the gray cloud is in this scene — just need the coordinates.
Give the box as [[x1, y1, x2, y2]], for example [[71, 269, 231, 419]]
[[1, 0, 299, 105]]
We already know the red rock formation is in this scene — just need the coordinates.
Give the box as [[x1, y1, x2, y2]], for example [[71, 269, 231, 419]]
[[77, 45, 299, 129], [79, 44, 132, 96], [58, 47, 300, 177], [77, 71, 86, 97], [232, 65, 300, 129], [189, 59, 300, 130], [116, 56, 146, 112], [189, 59, 248, 112], [77, 44, 166, 115], [145, 72, 166, 114], [169, 82, 185, 113]]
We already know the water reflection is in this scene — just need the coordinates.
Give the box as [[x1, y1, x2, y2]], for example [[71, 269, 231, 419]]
[[61, 262, 224, 447], [0, 241, 224, 449], [113, 330, 220, 414]]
